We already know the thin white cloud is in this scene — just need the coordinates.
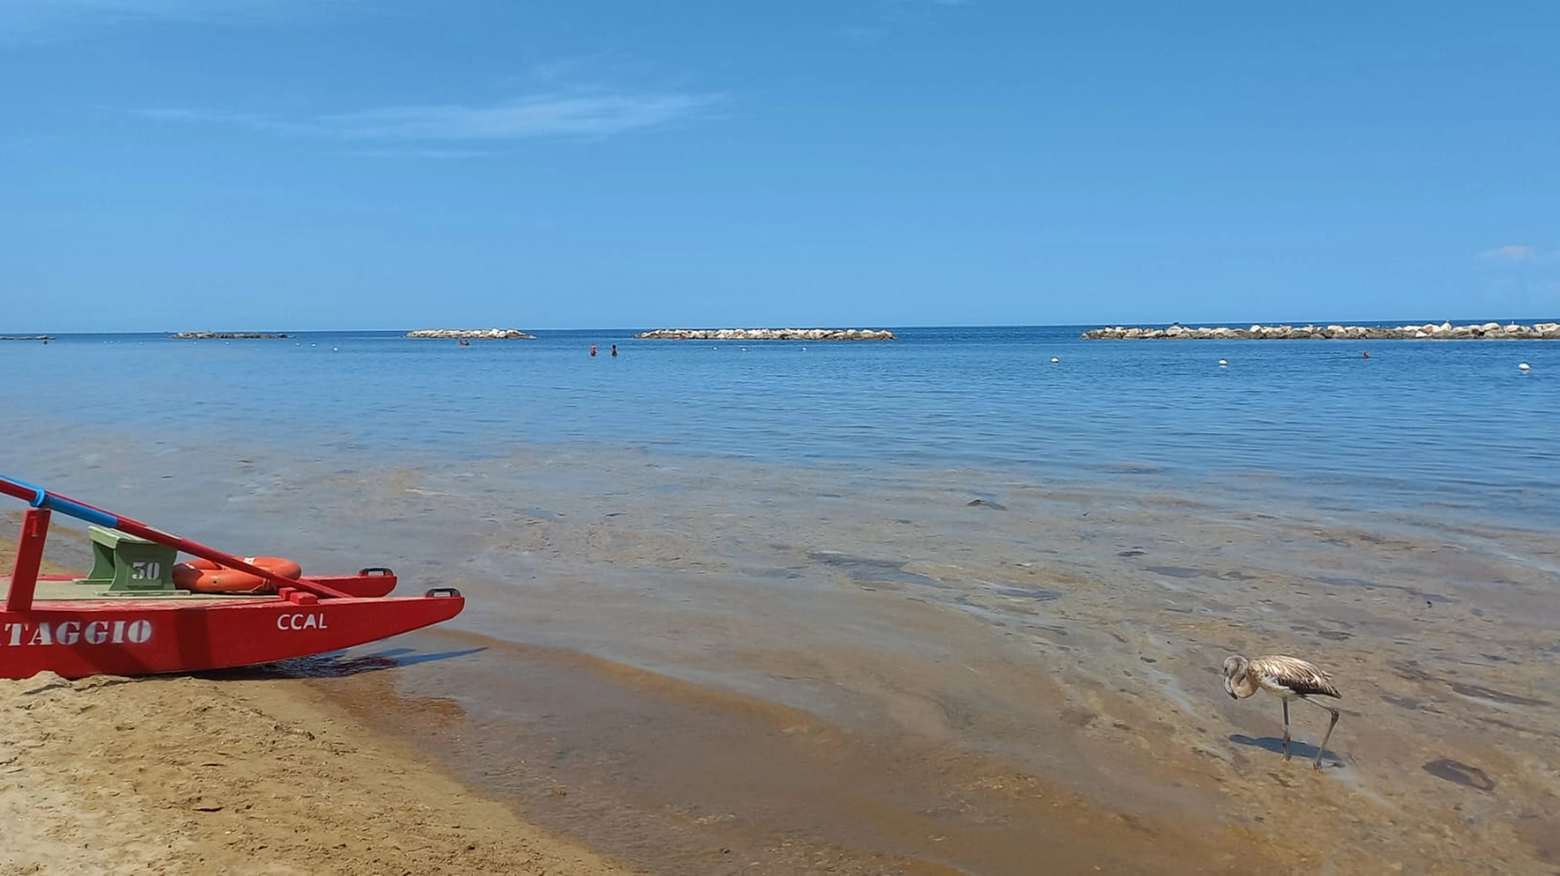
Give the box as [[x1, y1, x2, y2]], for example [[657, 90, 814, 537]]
[[136, 91, 722, 142], [1479, 244, 1549, 263], [325, 94, 717, 140]]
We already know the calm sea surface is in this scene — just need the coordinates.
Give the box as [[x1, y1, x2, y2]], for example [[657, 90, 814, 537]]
[[5, 325, 1560, 874], [2, 325, 1556, 525]]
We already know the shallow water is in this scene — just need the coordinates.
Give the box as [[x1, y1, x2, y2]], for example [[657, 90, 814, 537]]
[[4, 328, 1560, 873]]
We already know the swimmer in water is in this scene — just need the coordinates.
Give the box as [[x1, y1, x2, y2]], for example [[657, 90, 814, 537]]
[[611, 344, 618, 357], [1362, 351, 1369, 359], [590, 344, 597, 357]]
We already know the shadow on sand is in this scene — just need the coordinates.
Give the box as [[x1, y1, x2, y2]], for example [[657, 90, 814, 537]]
[[1229, 733, 1343, 768], [205, 646, 486, 680]]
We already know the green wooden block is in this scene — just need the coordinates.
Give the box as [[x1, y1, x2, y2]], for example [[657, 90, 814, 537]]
[[84, 525, 178, 592]]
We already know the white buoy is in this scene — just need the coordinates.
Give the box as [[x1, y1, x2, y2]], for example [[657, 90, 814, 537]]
[[332, 347, 339, 352], [1219, 359, 1228, 367], [1051, 357, 1060, 364], [1519, 363, 1531, 372]]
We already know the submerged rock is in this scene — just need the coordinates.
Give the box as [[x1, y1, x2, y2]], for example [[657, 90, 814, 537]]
[[1081, 322, 1560, 340], [635, 328, 896, 341], [405, 328, 535, 339], [172, 331, 291, 339]]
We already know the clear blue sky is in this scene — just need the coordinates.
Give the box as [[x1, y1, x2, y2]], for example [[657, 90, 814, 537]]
[[3, 2, 1558, 331]]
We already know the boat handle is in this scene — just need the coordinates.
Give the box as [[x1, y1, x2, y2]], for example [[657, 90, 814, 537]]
[[358, 567, 395, 576], [425, 587, 462, 598]]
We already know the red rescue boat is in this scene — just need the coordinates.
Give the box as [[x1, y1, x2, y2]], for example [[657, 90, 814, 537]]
[[1, 473, 465, 679]]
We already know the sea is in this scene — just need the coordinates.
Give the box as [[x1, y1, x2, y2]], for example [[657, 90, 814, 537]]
[[3, 326, 1557, 508], [3, 325, 1559, 874]]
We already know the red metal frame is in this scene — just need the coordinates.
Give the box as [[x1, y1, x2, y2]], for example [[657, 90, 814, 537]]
[[5, 508, 49, 612], [2, 478, 465, 679]]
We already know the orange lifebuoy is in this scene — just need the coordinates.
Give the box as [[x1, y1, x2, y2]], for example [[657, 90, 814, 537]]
[[173, 556, 302, 594]]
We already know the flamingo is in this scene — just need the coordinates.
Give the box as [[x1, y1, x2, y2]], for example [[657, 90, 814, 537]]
[[1223, 654, 1342, 770]]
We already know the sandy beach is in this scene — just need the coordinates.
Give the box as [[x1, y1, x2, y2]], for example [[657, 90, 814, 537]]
[[0, 538, 629, 876]]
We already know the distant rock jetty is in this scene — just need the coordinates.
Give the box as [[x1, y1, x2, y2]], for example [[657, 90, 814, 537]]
[[405, 328, 535, 340], [635, 328, 896, 341], [172, 331, 291, 339], [1082, 321, 1560, 341], [0, 335, 53, 341]]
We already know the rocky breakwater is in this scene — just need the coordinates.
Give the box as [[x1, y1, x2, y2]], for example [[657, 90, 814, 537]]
[[405, 328, 535, 339], [1082, 321, 1560, 340], [635, 328, 896, 341], [0, 335, 53, 341], [172, 331, 291, 339]]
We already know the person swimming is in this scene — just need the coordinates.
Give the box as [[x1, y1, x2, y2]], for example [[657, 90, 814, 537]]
[[590, 344, 597, 357], [611, 344, 618, 357]]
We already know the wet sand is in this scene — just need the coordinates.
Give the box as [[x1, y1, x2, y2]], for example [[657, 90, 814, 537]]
[[316, 450, 1560, 875], [7, 442, 1560, 874], [317, 629, 1282, 875]]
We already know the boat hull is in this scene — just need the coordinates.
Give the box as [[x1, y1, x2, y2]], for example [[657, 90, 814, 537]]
[[0, 589, 464, 679]]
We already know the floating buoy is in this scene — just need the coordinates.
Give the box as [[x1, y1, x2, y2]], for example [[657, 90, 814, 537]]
[[1519, 363, 1531, 372], [1218, 359, 1228, 367], [1051, 357, 1060, 364]]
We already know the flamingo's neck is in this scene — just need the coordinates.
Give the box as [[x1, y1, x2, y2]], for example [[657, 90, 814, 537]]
[[1231, 672, 1261, 699]]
